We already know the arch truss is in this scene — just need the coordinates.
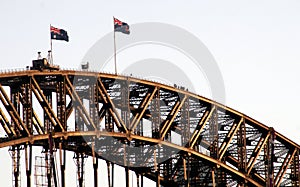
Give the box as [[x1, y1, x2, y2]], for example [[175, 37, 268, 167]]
[[0, 69, 299, 187]]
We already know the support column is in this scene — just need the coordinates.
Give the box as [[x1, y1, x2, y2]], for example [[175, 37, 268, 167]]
[[291, 149, 300, 186], [181, 97, 190, 146], [57, 79, 66, 131], [44, 91, 52, 133], [93, 159, 98, 187], [107, 161, 114, 187], [74, 152, 86, 187], [92, 141, 98, 187], [107, 161, 111, 187], [141, 174, 144, 187], [266, 127, 275, 187], [183, 155, 190, 187], [45, 150, 52, 187], [125, 167, 130, 187], [59, 142, 66, 187], [151, 91, 160, 139], [121, 80, 130, 129], [238, 118, 247, 186], [89, 79, 99, 130], [136, 172, 140, 187], [25, 144, 32, 187], [209, 107, 224, 185], [112, 163, 114, 187], [10, 146, 21, 187], [154, 147, 160, 187]]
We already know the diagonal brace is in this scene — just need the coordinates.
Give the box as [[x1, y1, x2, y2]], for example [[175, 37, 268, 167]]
[[160, 95, 187, 140], [130, 87, 158, 132], [189, 106, 216, 148], [219, 117, 243, 160]]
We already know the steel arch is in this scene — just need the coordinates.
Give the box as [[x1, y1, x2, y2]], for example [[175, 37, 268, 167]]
[[0, 69, 298, 187]]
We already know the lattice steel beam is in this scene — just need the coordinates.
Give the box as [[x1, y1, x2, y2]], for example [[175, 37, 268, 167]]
[[97, 78, 128, 133], [160, 95, 187, 140], [219, 117, 243, 160], [189, 106, 215, 148], [130, 87, 157, 131]]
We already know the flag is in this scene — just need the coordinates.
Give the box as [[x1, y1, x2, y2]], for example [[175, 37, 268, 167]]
[[50, 26, 69, 42], [114, 18, 130, 34]]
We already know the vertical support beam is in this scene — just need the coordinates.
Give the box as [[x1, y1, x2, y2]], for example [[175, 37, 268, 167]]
[[93, 159, 98, 187], [151, 90, 160, 139], [57, 78, 66, 131], [92, 141, 98, 187], [156, 170, 160, 187], [80, 153, 85, 187], [10, 146, 21, 187], [212, 169, 216, 187], [90, 79, 99, 130], [183, 157, 187, 182], [238, 118, 247, 185], [181, 97, 190, 146], [25, 144, 32, 187], [125, 167, 130, 187], [107, 161, 111, 187], [209, 107, 224, 186], [291, 149, 300, 187], [107, 161, 114, 187], [141, 174, 144, 187], [105, 109, 114, 132], [51, 148, 58, 187], [154, 147, 160, 187], [46, 150, 52, 187], [136, 172, 140, 187], [15, 147, 21, 187], [121, 79, 130, 130], [266, 127, 275, 187], [112, 163, 114, 187], [183, 155, 191, 187], [187, 156, 190, 187], [44, 90, 52, 133], [59, 142, 66, 187], [74, 152, 86, 187], [209, 106, 218, 159], [24, 78, 33, 135], [75, 101, 83, 131]]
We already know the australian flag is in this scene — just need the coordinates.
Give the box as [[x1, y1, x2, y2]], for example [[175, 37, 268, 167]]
[[50, 26, 69, 42], [114, 18, 130, 34]]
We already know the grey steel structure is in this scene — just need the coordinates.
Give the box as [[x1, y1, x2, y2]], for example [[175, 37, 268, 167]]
[[0, 63, 299, 187]]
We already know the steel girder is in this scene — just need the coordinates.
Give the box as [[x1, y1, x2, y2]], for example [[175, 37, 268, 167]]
[[0, 70, 298, 186]]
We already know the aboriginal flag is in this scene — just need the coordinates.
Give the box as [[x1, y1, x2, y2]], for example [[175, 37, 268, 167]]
[[114, 18, 130, 34], [50, 26, 69, 42]]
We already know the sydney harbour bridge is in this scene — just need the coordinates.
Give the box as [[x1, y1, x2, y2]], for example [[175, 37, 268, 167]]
[[0, 58, 299, 187]]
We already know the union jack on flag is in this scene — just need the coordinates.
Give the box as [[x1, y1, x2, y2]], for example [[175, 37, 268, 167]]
[[114, 18, 130, 34], [50, 26, 69, 42]]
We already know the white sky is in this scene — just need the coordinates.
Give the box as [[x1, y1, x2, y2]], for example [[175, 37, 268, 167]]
[[1, 0, 300, 186]]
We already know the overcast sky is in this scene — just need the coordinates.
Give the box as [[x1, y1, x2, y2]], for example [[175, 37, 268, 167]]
[[1, 0, 300, 186]]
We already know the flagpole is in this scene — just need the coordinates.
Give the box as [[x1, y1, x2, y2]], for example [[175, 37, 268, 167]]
[[50, 24, 53, 65], [113, 17, 117, 74]]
